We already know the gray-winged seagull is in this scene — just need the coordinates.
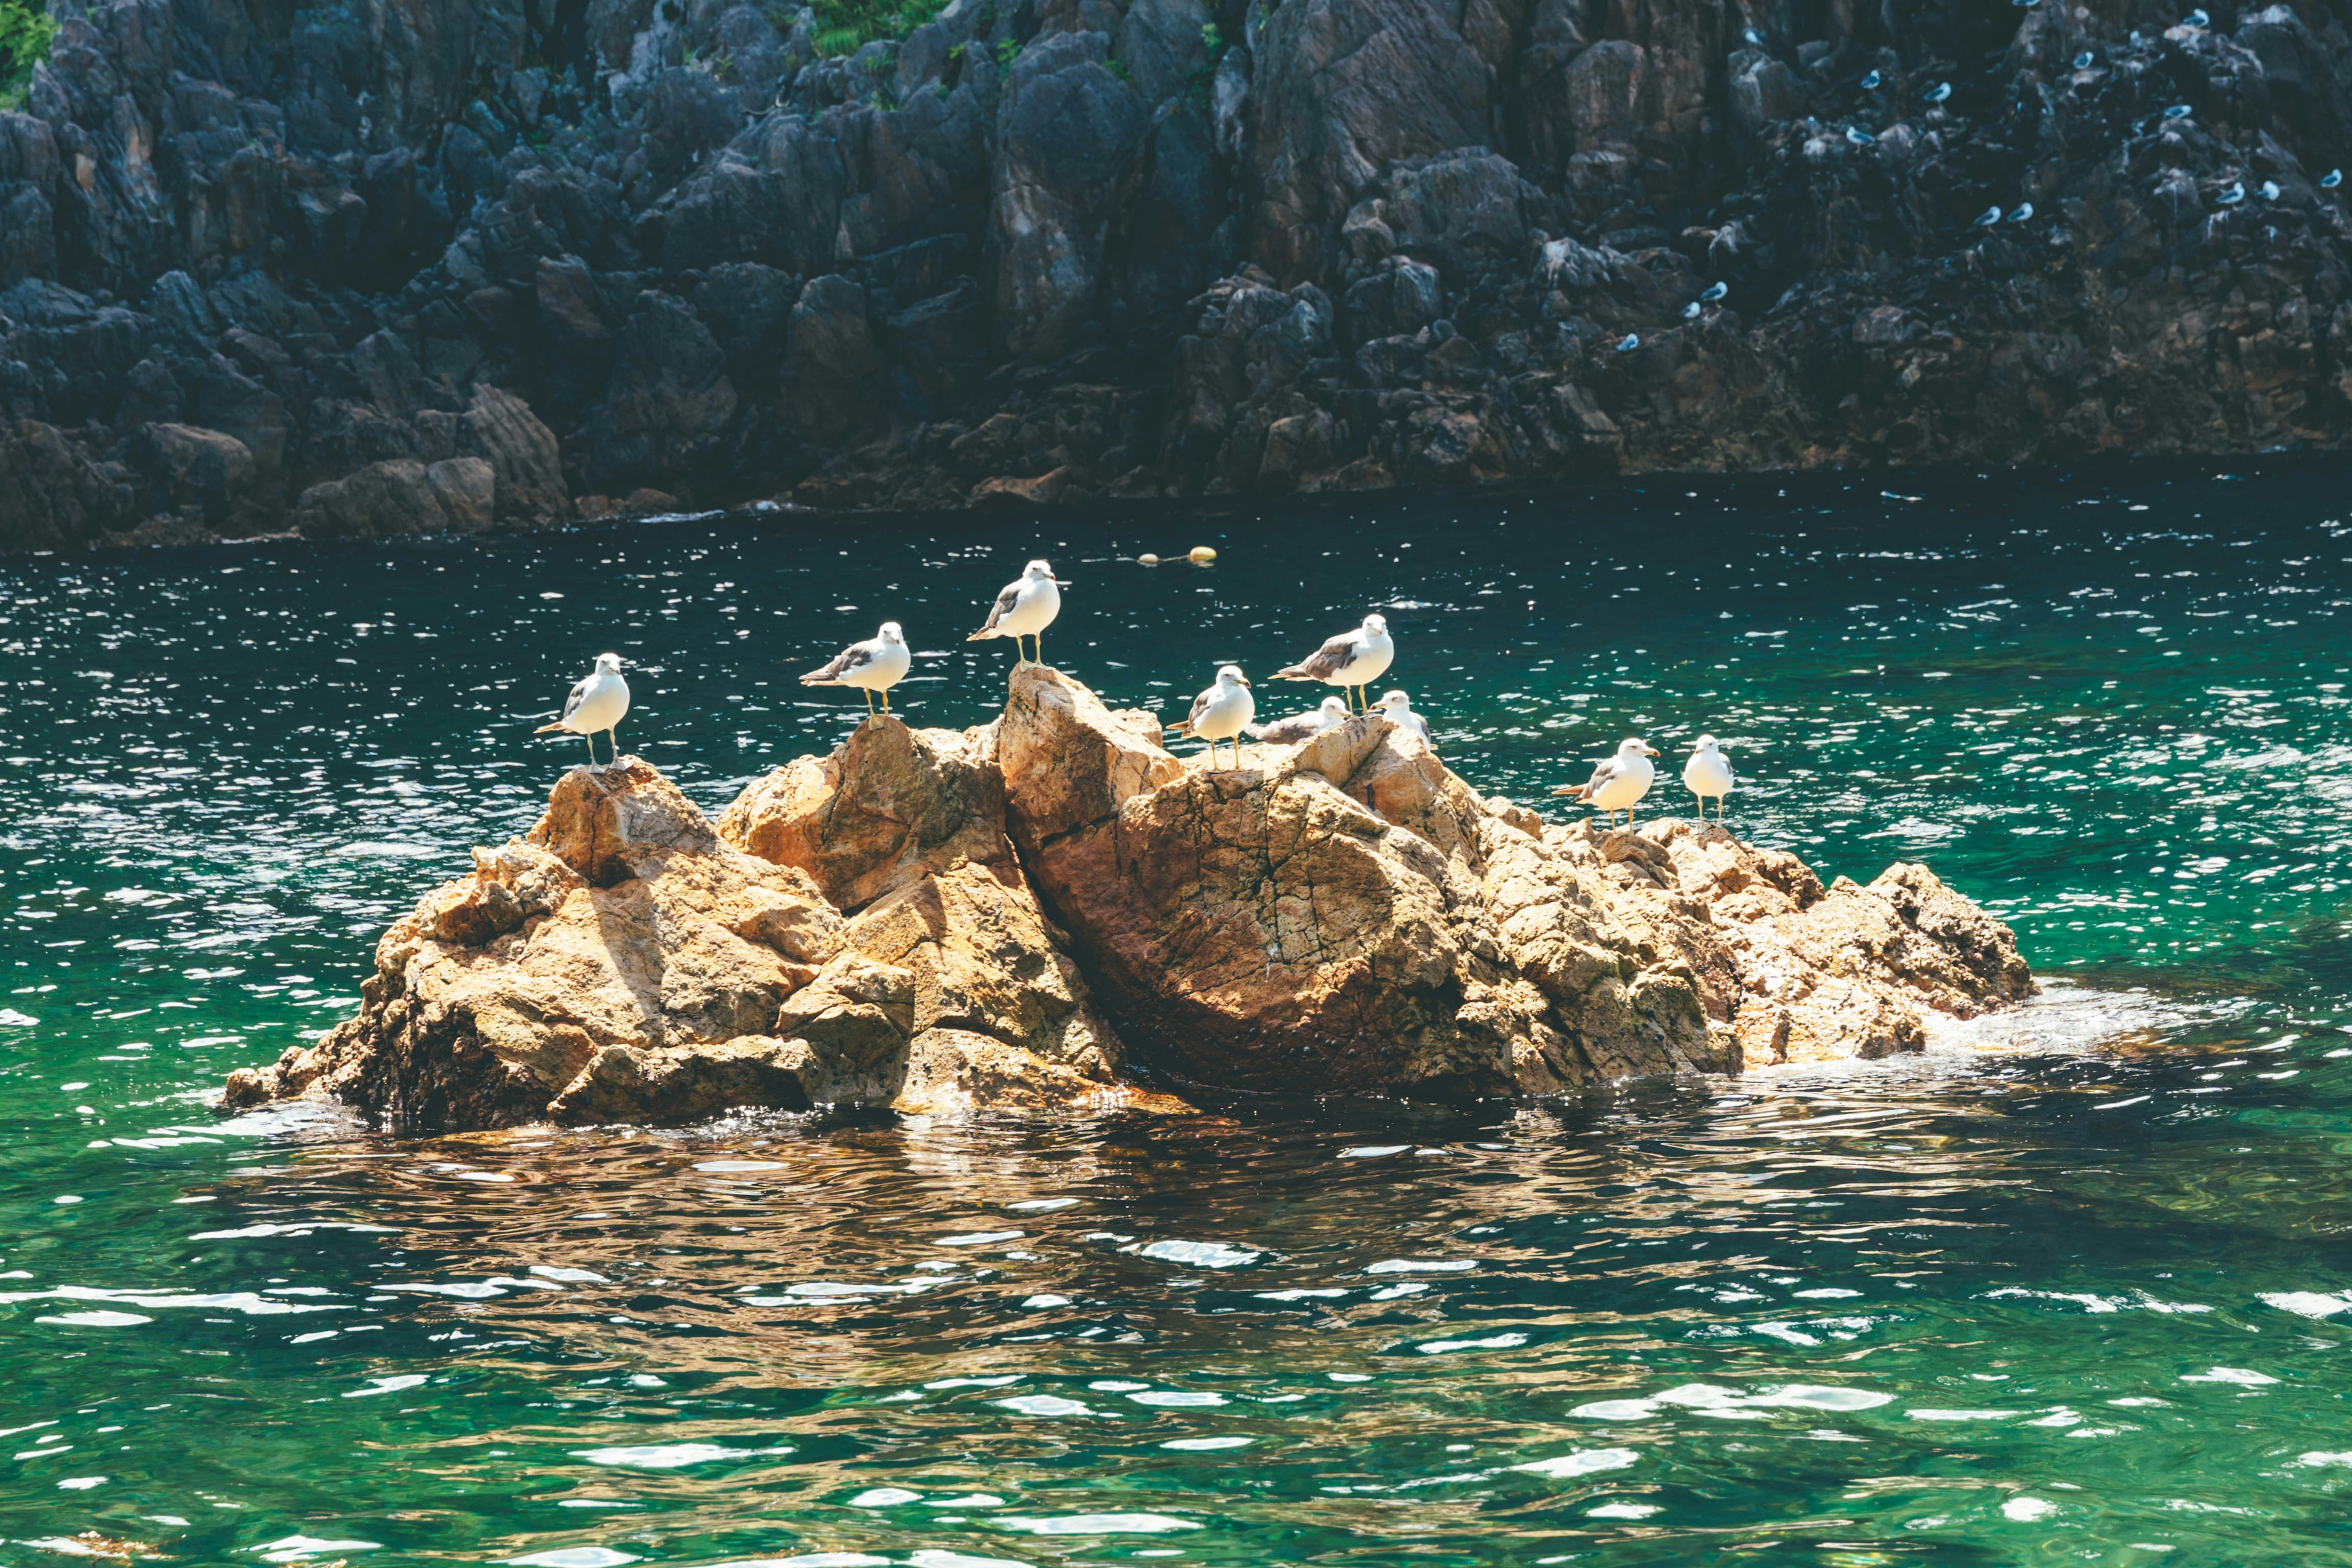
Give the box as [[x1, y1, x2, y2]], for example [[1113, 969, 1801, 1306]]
[[1554, 736, 1657, 829], [1166, 665, 1255, 770], [537, 652, 630, 767], [801, 620, 911, 715], [968, 559, 1067, 666], [1683, 734, 1735, 821], [1273, 612, 1393, 712], [1248, 693, 1349, 745]]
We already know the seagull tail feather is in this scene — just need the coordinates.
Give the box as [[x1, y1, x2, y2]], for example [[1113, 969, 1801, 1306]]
[[533, 722, 570, 734]]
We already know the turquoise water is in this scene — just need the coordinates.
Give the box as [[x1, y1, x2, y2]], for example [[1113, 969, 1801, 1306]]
[[5, 462, 2352, 1564]]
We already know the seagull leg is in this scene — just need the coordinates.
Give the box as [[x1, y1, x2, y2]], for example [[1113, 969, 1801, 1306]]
[[862, 688, 875, 717], [881, 687, 891, 715], [583, 733, 596, 767]]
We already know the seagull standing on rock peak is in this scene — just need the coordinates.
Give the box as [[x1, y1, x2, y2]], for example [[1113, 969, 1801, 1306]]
[[969, 559, 1067, 666], [801, 621, 910, 716], [1167, 665, 1255, 771], [536, 652, 630, 768], [1249, 694, 1349, 745], [1555, 737, 1657, 830], [1273, 612, 1393, 712], [1683, 735, 1735, 821]]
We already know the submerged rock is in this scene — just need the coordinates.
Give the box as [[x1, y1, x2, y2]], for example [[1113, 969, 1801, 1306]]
[[224, 673, 2032, 1129]]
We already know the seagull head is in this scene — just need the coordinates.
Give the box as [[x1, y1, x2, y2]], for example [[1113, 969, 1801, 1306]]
[[1620, 737, 1658, 758], [595, 652, 623, 673], [1362, 612, 1389, 635], [878, 621, 905, 643], [1378, 690, 1412, 712], [1319, 696, 1351, 719], [1692, 734, 1721, 753], [1216, 665, 1250, 687], [1025, 559, 1071, 586]]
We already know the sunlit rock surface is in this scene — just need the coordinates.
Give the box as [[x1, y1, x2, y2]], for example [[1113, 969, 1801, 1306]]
[[225, 670, 2031, 1128]]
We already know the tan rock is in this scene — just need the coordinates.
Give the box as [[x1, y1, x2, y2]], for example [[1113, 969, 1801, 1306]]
[[997, 664, 1735, 1098], [717, 708, 1140, 1115], [225, 758, 851, 1129], [716, 717, 1007, 908], [1630, 820, 2036, 1067]]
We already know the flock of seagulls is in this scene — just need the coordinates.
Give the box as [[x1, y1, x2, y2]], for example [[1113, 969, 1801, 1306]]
[[537, 558, 1739, 827]]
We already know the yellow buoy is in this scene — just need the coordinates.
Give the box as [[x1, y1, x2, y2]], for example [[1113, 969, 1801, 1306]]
[[1138, 552, 1161, 565], [1189, 545, 1217, 564]]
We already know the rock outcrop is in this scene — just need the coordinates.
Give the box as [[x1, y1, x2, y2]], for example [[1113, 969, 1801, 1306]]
[[224, 668, 2032, 1130], [223, 742, 1170, 1129], [13, 0, 2352, 549]]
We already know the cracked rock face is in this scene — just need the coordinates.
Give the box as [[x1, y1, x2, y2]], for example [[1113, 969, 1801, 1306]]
[[223, 671, 2032, 1130]]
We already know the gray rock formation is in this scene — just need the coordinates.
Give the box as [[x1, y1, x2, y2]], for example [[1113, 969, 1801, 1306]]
[[10, 0, 2352, 546]]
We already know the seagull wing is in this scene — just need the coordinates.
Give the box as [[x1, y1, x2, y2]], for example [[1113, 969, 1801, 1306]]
[[1166, 686, 1215, 737], [970, 580, 1022, 638], [1274, 628, 1359, 681], [1553, 755, 1622, 799], [537, 673, 594, 733], [802, 638, 878, 685]]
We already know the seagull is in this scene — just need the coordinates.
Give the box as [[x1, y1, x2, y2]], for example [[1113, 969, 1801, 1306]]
[[2186, 6, 2209, 24], [800, 621, 910, 716], [2260, 179, 2282, 201], [968, 559, 1068, 666], [1615, 332, 1641, 351], [535, 652, 630, 767], [1925, 81, 1952, 103], [1845, 126, 1875, 145], [2217, 181, 2245, 205], [1375, 690, 1432, 744], [1973, 205, 2004, 227], [1166, 665, 1255, 770], [2324, 168, 2343, 188], [2073, 50, 2094, 68], [1701, 281, 1729, 301], [1683, 300, 1703, 318], [1273, 612, 1393, 712], [2163, 103, 2192, 119], [1683, 735, 1735, 822], [1248, 694, 1350, 745], [2010, 201, 2035, 221], [1553, 737, 1657, 831], [1860, 69, 1882, 89]]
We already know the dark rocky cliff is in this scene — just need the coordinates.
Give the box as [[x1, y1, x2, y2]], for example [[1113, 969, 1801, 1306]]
[[6, 0, 2351, 547]]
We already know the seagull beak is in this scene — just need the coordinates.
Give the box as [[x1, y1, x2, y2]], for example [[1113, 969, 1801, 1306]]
[[1643, 745, 1659, 756]]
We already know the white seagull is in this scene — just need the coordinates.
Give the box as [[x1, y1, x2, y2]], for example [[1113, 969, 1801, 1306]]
[[1249, 694, 1350, 745], [1273, 612, 1393, 712], [1166, 665, 1255, 770], [1375, 689, 1431, 744], [536, 652, 630, 767], [1683, 734, 1735, 821], [968, 559, 1068, 666], [1554, 736, 1657, 829], [801, 620, 911, 716]]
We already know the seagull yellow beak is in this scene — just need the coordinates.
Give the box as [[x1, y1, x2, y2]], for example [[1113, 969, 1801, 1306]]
[[1643, 745, 1659, 756]]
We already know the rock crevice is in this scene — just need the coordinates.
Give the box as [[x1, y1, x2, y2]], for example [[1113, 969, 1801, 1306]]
[[225, 666, 2033, 1128]]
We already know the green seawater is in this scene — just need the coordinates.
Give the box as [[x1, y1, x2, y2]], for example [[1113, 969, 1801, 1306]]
[[5, 462, 2352, 1566]]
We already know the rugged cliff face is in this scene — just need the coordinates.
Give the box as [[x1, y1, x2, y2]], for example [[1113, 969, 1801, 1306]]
[[9, 0, 2347, 546], [221, 666, 2034, 1131]]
